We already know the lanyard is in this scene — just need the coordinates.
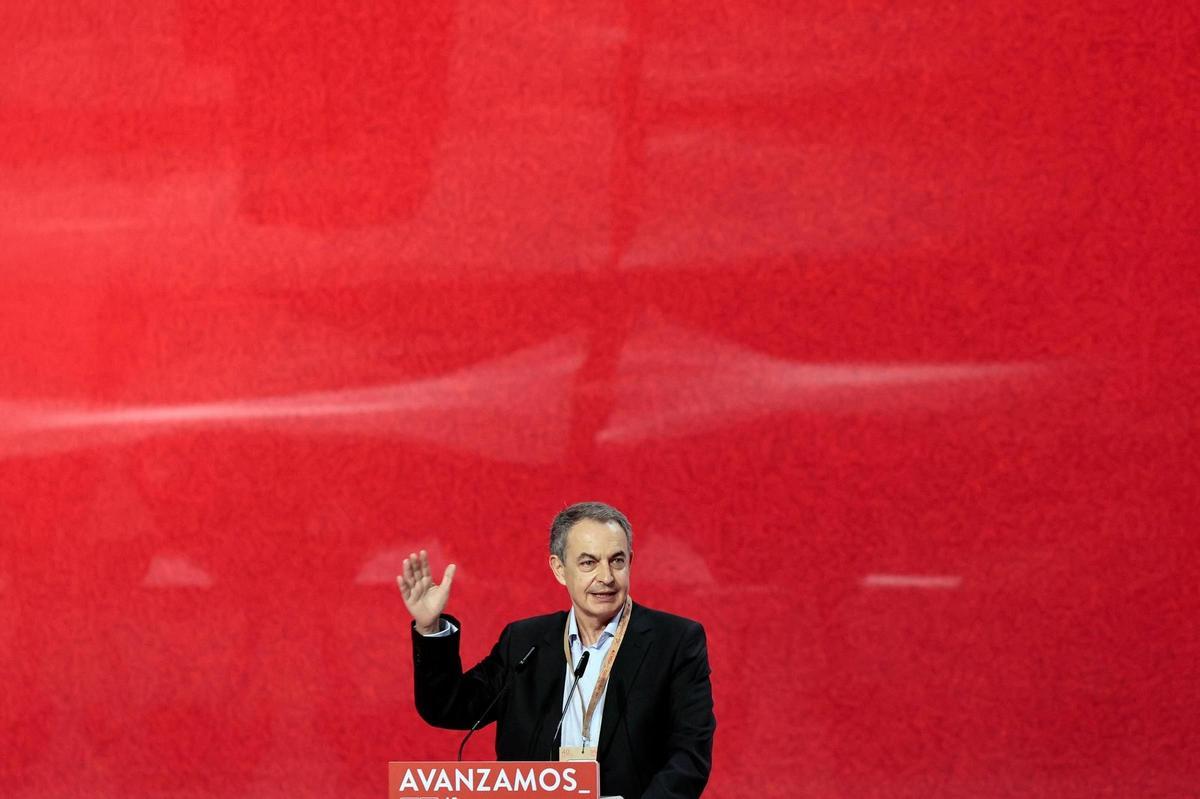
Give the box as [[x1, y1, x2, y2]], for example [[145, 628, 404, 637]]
[[562, 597, 632, 747]]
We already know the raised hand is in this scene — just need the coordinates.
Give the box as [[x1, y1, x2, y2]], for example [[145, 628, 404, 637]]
[[397, 550, 456, 635]]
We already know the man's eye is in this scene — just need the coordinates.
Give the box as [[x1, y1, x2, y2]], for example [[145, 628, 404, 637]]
[[580, 560, 595, 567]]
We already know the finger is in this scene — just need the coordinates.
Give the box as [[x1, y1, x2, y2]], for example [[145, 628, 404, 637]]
[[418, 550, 431, 583], [410, 552, 422, 581], [401, 556, 416, 589], [441, 563, 457, 596], [399, 565, 418, 601]]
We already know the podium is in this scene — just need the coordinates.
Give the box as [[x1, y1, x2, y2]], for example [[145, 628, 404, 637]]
[[388, 761, 618, 799]]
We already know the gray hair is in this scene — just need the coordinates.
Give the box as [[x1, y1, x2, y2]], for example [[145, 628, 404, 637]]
[[549, 501, 633, 560]]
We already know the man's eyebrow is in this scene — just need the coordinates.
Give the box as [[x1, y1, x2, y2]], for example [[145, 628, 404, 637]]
[[576, 550, 627, 561]]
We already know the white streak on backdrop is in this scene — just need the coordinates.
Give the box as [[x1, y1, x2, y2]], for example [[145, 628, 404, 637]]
[[0, 336, 585, 464], [142, 555, 215, 588], [0, 315, 1049, 459], [861, 574, 963, 590], [597, 312, 1048, 443]]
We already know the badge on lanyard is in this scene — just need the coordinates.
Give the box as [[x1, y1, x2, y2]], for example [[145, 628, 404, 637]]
[[558, 744, 598, 762]]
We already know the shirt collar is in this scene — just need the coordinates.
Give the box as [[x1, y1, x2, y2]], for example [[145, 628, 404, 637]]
[[567, 602, 626, 648]]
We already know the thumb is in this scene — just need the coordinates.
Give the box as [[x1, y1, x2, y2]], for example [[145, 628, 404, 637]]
[[440, 563, 457, 596]]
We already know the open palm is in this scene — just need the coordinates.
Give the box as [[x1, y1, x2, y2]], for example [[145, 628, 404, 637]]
[[397, 550, 456, 634]]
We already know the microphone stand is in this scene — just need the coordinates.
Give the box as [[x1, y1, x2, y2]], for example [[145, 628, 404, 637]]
[[456, 645, 538, 761], [550, 650, 591, 759]]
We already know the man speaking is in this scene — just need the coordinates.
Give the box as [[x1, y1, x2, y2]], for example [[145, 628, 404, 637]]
[[397, 502, 716, 799]]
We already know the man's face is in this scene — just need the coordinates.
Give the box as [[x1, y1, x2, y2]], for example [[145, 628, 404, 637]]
[[550, 518, 632, 628]]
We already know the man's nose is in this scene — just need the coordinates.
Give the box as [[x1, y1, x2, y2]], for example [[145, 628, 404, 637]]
[[596, 561, 613, 583]]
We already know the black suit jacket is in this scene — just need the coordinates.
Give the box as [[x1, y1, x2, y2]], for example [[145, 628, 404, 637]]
[[412, 602, 715, 799]]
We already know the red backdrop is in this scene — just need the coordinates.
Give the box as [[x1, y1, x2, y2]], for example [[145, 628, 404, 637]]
[[2, 2, 1198, 797]]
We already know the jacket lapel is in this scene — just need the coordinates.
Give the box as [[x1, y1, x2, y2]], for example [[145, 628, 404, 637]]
[[528, 611, 569, 757], [597, 602, 653, 757]]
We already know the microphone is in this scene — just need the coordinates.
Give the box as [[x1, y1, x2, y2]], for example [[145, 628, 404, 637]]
[[551, 650, 591, 754], [457, 645, 537, 761]]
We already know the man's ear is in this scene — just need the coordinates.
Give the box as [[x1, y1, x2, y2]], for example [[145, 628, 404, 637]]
[[549, 554, 567, 586]]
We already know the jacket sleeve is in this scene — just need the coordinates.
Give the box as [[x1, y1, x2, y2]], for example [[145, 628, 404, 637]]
[[641, 621, 716, 799], [411, 614, 511, 731]]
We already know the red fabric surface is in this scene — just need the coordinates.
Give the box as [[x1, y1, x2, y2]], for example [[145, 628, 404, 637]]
[[1, 1, 1198, 797]]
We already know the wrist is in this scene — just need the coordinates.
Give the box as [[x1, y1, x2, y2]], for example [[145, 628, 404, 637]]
[[416, 618, 441, 636]]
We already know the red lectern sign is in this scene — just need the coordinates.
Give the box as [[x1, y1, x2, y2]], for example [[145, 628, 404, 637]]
[[388, 761, 600, 799]]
